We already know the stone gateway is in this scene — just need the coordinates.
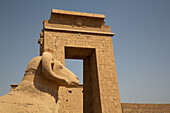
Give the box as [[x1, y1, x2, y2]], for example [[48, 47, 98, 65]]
[[40, 9, 122, 113]]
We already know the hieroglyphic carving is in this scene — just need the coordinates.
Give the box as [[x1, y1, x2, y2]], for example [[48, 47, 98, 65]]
[[42, 9, 122, 113], [44, 30, 122, 113]]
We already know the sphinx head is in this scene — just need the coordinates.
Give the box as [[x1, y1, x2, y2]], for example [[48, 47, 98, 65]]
[[42, 52, 79, 87]]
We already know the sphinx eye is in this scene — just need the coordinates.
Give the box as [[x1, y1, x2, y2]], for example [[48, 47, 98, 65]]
[[59, 65, 63, 69]]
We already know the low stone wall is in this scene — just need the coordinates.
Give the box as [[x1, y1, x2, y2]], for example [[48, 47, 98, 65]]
[[10, 84, 170, 113], [121, 103, 170, 113]]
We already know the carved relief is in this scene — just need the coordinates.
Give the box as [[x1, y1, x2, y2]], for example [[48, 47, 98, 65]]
[[74, 18, 84, 27]]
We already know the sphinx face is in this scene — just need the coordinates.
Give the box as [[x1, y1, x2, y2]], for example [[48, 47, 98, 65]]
[[42, 52, 79, 87]]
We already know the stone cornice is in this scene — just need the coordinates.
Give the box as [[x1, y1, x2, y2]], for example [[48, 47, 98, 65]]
[[44, 26, 114, 36], [52, 9, 105, 19]]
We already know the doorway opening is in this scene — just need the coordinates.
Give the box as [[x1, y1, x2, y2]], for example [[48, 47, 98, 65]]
[[65, 46, 102, 113], [65, 59, 83, 84]]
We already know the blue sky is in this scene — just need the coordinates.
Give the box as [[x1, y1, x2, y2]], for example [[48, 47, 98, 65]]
[[0, 0, 170, 103]]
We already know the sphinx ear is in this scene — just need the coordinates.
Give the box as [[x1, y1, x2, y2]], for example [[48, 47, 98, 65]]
[[41, 52, 67, 84]]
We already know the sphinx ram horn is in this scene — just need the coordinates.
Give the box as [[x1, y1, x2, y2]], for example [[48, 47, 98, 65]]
[[41, 52, 67, 85]]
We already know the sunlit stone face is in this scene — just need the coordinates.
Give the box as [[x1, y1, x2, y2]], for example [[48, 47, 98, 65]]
[[42, 52, 79, 87]]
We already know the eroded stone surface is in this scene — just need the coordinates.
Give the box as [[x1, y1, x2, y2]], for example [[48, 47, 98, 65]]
[[0, 52, 79, 113], [121, 103, 170, 113], [41, 9, 122, 113]]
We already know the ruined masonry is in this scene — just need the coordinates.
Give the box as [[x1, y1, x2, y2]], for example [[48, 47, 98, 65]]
[[38, 9, 122, 113]]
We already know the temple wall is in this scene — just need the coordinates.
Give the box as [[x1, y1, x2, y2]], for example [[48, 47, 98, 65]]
[[10, 84, 170, 113], [121, 103, 170, 113], [58, 86, 170, 113]]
